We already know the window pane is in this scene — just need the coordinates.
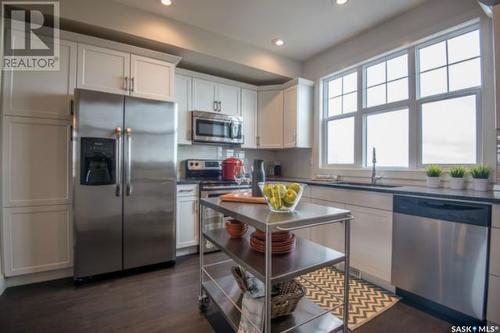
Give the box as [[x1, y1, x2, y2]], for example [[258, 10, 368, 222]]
[[343, 72, 357, 94], [449, 58, 481, 91], [387, 54, 408, 81], [419, 41, 446, 72], [327, 117, 355, 164], [343, 92, 357, 114], [367, 84, 386, 107], [366, 62, 386, 87], [387, 78, 408, 103], [329, 78, 342, 97], [419, 67, 447, 97], [448, 30, 480, 64], [367, 109, 409, 167], [422, 95, 476, 164], [328, 97, 342, 117]]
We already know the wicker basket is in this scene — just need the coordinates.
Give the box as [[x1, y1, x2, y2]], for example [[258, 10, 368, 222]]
[[231, 266, 305, 319]]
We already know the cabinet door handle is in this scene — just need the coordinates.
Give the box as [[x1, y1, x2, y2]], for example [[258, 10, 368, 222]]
[[130, 77, 135, 92], [123, 77, 128, 91], [218, 101, 222, 112], [213, 101, 217, 112]]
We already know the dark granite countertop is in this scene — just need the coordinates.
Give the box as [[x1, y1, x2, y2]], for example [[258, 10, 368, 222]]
[[267, 177, 500, 204]]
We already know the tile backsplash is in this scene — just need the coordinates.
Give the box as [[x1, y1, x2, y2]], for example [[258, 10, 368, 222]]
[[177, 144, 312, 180]]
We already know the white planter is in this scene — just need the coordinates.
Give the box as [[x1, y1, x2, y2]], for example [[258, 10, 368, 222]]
[[449, 177, 465, 190], [426, 176, 441, 188], [473, 178, 489, 192]]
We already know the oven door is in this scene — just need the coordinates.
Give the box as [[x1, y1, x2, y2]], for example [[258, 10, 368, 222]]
[[192, 112, 243, 144]]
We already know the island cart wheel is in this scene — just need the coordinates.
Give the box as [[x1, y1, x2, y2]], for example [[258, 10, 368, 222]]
[[198, 294, 210, 312]]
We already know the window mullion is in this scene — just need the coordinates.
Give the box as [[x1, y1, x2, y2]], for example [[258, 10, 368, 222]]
[[355, 66, 364, 168], [408, 46, 419, 169]]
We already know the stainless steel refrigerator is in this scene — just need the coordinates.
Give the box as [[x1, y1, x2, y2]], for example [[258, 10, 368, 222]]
[[73, 89, 177, 279]]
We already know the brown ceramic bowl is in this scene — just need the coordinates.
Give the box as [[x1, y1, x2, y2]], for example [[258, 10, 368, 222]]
[[225, 220, 248, 239]]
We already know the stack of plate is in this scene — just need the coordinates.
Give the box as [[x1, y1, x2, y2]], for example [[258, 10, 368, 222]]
[[250, 230, 296, 255]]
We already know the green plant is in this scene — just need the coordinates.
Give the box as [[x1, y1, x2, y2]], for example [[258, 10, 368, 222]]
[[470, 165, 490, 179], [449, 166, 466, 178], [426, 165, 443, 177]]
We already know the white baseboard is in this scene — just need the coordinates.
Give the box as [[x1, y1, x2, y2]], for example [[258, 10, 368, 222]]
[[0, 275, 5, 295], [5, 268, 73, 288], [176, 246, 198, 257]]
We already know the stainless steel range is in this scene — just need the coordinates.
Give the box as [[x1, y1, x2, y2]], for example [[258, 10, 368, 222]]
[[184, 159, 250, 252]]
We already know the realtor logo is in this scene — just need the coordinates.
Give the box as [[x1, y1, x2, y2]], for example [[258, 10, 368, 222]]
[[1, 1, 60, 71]]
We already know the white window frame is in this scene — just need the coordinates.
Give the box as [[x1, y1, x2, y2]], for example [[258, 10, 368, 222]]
[[321, 22, 482, 171]]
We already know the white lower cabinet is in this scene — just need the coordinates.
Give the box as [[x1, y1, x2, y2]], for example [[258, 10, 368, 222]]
[[2, 205, 73, 277], [488, 275, 500, 324], [307, 186, 393, 283], [176, 185, 199, 249], [347, 204, 392, 282]]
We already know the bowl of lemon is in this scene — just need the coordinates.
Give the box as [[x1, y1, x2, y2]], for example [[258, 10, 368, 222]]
[[259, 182, 306, 213]]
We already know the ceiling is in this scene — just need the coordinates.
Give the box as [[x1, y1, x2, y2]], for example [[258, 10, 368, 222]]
[[112, 0, 429, 61]]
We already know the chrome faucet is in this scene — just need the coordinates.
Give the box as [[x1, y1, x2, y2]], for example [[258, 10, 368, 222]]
[[371, 147, 382, 184]]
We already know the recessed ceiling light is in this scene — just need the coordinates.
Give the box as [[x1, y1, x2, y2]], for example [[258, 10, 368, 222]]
[[272, 38, 285, 46], [161, 0, 172, 6], [336, 0, 349, 5]]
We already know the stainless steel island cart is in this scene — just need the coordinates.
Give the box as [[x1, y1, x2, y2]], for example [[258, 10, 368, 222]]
[[198, 197, 353, 333]]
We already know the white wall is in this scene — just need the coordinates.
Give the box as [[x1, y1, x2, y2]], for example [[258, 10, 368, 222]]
[[302, 0, 496, 184], [57, 0, 301, 81]]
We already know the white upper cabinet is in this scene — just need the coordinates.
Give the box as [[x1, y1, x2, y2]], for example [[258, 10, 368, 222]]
[[192, 78, 218, 112], [77, 44, 177, 101], [192, 78, 241, 115], [218, 83, 241, 116], [283, 82, 313, 148], [257, 89, 283, 149], [77, 44, 130, 95], [175, 74, 192, 145], [130, 54, 175, 101], [241, 89, 258, 148], [3, 39, 77, 120]]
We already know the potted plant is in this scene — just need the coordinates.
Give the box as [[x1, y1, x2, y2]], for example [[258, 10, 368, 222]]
[[449, 166, 466, 190], [425, 165, 442, 188], [470, 165, 491, 192]]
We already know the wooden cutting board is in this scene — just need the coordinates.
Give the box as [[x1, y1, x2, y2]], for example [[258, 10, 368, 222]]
[[220, 191, 266, 204]]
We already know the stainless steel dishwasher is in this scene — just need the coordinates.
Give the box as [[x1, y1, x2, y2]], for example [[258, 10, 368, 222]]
[[392, 195, 490, 320]]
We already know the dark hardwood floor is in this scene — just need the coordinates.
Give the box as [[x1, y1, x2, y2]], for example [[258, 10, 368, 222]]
[[0, 254, 451, 333]]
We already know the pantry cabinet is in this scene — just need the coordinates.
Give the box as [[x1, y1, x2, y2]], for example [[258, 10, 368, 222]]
[[77, 44, 176, 101], [192, 78, 241, 116], [241, 88, 258, 148], [2, 39, 77, 120], [175, 74, 192, 145], [2, 205, 72, 277], [2, 116, 72, 207], [176, 185, 199, 249], [283, 81, 313, 148], [257, 89, 284, 148]]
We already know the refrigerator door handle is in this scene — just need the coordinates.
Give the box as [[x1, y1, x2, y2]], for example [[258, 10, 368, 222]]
[[115, 127, 122, 196], [126, 127, 133, 196]]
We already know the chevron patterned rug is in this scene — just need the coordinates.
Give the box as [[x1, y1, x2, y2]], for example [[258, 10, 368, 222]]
[[298, 267, 400, 330]]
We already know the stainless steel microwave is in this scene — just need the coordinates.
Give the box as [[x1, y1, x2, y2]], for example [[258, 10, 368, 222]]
[[191, 111, 243, 145]]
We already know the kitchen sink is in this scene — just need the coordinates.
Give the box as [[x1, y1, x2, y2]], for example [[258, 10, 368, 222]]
[[334, 182, 400, 188]]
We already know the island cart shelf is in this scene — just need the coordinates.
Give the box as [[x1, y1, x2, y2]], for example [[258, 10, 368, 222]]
[[199, 198, 352, 333], [198, 197, 353, 333]]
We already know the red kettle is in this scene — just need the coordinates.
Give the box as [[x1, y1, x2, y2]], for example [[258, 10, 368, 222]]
[[222, 157, 243, 181]]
